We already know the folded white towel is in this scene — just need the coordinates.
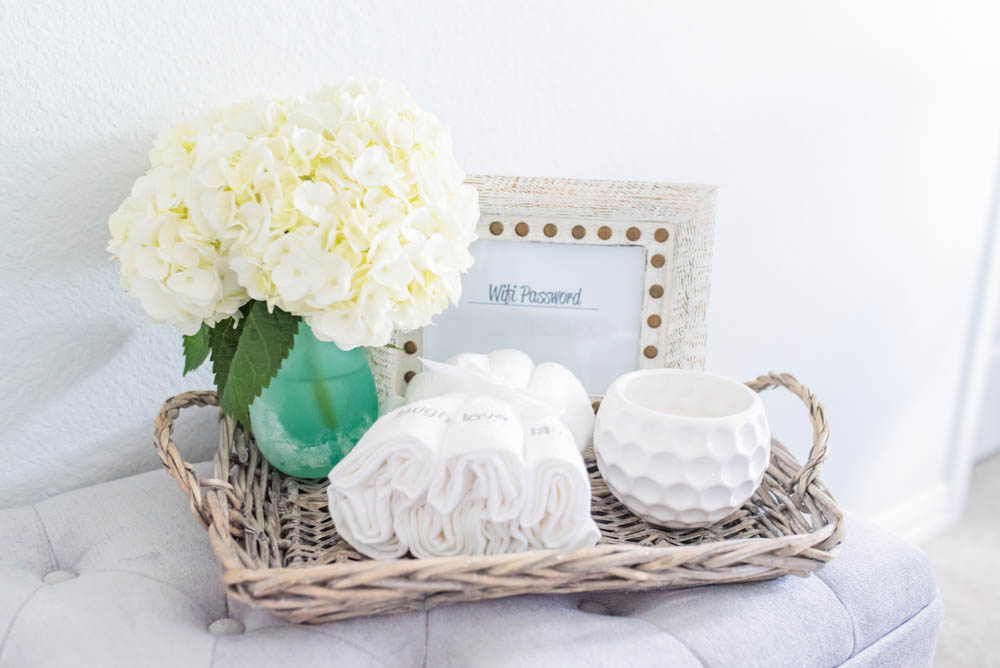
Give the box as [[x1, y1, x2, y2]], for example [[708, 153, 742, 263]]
[[327, 394, 464, 559], [328, 472, 407, 559], [482, 518, 532, 555], [327, 351, 601, 560], [329, 394, 461, 497], [426, 395, 525, 522], [397, 499, 485, 559], [400, 500, 536, 559], [520, 416, 601, 551]]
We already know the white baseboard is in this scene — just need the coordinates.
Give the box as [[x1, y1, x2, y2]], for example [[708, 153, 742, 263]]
[[868, 481, 957, 544], [975, 441, 1000, 461]]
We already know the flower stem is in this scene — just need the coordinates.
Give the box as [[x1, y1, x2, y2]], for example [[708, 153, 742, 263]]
[[303, 335, 338, 432]]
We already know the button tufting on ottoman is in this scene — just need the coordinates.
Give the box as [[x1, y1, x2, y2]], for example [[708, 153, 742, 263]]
[[207, 618, 245, 636], [41, 570, 77, 585], [0, 464, 942, 668]]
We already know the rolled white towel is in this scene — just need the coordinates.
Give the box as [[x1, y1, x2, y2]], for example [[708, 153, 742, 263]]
[[327, 394, 462, 559], [400, 500, 533, 558], [329, 394, 462, 497], [425, 395, 526, 522], [520, 416, 601, 551], [400, 498, 488, 559], [328, 471, 408, 559], [482, 518, 531, 555]]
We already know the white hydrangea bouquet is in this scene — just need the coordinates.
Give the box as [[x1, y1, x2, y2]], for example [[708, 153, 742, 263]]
[[109, 80, 479, 427]]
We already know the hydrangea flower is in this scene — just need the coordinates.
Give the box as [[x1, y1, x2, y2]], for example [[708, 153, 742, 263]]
[[108, 80, 478, 348]]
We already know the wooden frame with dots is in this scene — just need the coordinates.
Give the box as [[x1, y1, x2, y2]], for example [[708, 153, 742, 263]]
[[385, 176, 717, 400]]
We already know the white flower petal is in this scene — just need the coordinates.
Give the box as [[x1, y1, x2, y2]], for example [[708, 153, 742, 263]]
[[293, 181, 336, 222], [351, 146, 397, 187], [135, 246, 169, 281], [312, 253, 354, 305], [292, 127, 323, 160], [371, 254, 417, 292], [308, 305, 370, 350], [166, 268, 220, 304], [172, 242, 201, 269]]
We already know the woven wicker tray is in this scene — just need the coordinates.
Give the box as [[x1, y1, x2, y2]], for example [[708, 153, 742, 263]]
[[154, 372, 844, 624]]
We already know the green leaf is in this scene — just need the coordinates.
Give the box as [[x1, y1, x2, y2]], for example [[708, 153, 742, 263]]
[[209, 317, 242, 400], [182, 324, 211, 375], [217, 302, 300, 429]]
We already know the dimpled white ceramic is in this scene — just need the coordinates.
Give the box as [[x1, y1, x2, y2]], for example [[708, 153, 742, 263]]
[[594, 369, 771, 528]]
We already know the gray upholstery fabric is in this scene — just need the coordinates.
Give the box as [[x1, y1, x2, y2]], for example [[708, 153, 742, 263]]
[[0, 465, 942, 667], [840, 598, 943, 668]]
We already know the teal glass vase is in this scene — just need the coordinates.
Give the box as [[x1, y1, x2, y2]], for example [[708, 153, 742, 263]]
[[248, 324, 379, 478]]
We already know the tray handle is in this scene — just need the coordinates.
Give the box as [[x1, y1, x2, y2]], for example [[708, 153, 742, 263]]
[[745, 372, 830, 502], [153, 390, 226, 529]]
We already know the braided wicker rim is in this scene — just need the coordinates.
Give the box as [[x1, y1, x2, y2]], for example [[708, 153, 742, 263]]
[[154, 372, 844, 624]]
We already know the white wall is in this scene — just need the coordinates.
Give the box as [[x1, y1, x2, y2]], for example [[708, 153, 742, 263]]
[[2, 1, 998, 532]]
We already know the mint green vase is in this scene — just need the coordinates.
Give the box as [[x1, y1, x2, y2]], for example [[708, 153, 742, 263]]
[[249, 324, 379, 478]]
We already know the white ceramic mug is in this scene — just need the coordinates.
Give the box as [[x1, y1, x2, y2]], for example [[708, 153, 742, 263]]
[[594, 369, 771, 528]]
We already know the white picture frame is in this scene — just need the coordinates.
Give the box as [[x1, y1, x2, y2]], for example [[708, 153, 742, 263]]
[[368, 176, 717, 401]]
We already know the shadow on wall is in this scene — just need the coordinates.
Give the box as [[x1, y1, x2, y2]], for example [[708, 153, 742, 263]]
[[2, 134, 150, 274], [0, 320, 132, 435], [0, 403, 220, 507], [2, 135, 152, 434], [0, 133, 225, 507]]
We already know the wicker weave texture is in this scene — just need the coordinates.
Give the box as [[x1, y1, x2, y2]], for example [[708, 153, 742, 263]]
[[153, 372, 843, 624]]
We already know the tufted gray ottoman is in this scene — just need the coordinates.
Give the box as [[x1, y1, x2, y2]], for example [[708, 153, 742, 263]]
[[1, 464, 942, 667]]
